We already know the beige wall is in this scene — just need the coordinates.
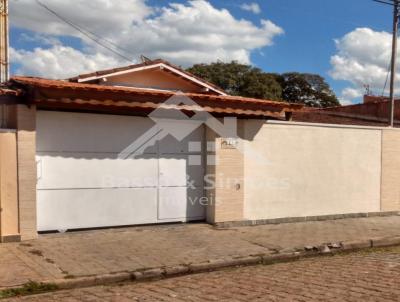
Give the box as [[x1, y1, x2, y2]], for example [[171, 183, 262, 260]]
[[4, 107, 400, 238], [16, 105, 37, 240], [107, 69, 205, 93], [0, 131, 19, 241], [242, 121, 383, 220]]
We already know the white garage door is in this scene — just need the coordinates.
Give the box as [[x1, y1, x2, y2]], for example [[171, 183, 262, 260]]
[[36, 111, 205, 232]]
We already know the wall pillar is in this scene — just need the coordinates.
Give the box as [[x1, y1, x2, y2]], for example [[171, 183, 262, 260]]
[[206, 126, 244, 224], [16, 104, 37, 240], [381, 129, 400, 212], [0, 131, 19, 242]]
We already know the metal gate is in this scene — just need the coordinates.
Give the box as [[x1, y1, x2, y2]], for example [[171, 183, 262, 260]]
[[36, 111, 205, 231]]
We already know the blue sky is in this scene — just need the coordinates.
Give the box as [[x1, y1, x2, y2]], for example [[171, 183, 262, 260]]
[[239, 0, 390, 94], [215, 0, 393, 101], [9, 0, 396, 104]]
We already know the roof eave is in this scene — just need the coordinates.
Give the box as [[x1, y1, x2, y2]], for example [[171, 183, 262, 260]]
[[10, 76, 303, 118]]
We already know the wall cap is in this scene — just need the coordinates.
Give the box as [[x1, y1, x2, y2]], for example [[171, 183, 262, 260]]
[[266, 120, 400, 131]]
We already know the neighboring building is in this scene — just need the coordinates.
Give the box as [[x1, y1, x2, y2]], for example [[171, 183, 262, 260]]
[[293, 95, 400, 127], [363, 95, 399, 104]]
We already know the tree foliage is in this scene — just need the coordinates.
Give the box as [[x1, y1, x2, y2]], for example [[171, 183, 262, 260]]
[[275, 73, 340, 108], [187, 62, 340, 108], [187, 62, 282, 100]]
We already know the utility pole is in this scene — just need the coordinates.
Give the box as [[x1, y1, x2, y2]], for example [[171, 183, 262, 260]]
[[0, 0, 8, 83], [374, 0, 400, 126], [389, 0, 399, 127]]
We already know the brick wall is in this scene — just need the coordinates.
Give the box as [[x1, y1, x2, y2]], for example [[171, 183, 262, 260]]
[[323, 99, 400, 122]]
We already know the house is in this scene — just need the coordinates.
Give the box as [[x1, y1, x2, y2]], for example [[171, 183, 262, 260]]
[[0, 59, 302, 241], [1, 60, 400, 243]]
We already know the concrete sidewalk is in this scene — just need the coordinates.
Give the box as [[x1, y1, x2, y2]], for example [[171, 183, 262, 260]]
[[1, 215, 400, 290]]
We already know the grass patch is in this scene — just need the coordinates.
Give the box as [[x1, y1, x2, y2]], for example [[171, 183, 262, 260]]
[[0, 281, 58, 299]]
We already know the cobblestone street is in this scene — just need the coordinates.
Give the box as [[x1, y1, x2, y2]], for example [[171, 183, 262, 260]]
[[3, 216, 400, 289], [6, 246, 400, 301]]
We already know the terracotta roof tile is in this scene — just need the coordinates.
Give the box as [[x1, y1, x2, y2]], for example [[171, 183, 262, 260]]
[[12, 76, 302, 109], [11, 76, 303, 118]]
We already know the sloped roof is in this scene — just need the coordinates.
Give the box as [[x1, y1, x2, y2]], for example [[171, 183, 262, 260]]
[[68, 59, 227, 96], [11, 76, 303, 118]]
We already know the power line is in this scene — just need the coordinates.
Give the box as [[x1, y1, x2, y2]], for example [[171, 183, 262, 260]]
[[39, 3, 134, 57], [35, 0, 133, 62], [35, 0, 132, 61], [373, 0, 398, 6]]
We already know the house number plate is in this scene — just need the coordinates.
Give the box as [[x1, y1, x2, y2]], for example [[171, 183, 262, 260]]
[[221, 138, 239, 149]]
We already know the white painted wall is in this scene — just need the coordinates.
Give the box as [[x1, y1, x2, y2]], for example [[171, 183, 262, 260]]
[[243, 121, 382, 220]]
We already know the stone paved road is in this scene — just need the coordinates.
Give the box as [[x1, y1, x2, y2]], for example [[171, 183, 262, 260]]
[[3, 216, 400, 288], [6, 246, 400, 301]]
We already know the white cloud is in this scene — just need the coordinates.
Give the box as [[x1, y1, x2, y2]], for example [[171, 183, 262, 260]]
[[337, 87, 361, 106], [329, 27, 398, 98], [10, 0, 283, 78], [240, 2, 261, 14], [341, 87, 362, 99], [338, 98, 354, 106], [10, 0, 153, 37], [10, 45, 120, 79]]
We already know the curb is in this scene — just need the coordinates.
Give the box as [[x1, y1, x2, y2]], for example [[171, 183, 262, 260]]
[[50, 255, 266, 290], [3, 235, 400, 294], [215, 212, 400, 228]]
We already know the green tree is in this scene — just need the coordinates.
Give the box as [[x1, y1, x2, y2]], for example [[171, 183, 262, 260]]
[[187, 62, 339, 108], [187, 62, 282, 100], [278, 73, 340, 108]]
